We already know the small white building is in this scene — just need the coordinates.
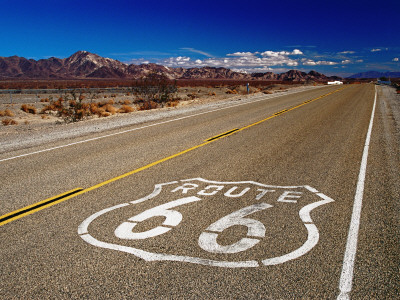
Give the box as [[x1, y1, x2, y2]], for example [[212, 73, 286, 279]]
[[327, 81, 343, 85]]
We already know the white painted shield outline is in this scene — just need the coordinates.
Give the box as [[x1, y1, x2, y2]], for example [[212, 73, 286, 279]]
[[78, 178, 334, 268]]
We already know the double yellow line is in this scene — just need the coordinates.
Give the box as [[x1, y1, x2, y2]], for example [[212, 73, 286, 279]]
[[0, 87, 344, 226]]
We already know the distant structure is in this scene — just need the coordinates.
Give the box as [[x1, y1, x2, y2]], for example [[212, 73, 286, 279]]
[[327, 81, 343, 85], [377, 78, 391, 85]]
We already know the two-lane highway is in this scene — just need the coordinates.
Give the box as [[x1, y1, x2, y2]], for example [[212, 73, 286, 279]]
[[1, 84, 398, 299]]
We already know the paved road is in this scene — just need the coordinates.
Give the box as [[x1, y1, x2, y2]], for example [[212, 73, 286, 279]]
[[1, 84, 398, 299]]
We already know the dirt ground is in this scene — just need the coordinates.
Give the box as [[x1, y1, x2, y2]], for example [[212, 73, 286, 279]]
[[0, 84, 303, 131]]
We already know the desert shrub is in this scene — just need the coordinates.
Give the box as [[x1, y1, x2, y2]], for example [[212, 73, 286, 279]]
[[166, 100, 179, 107], [138, 101, 158, 111], [0, 109, 15, 117], [21, 104, 37, 114], [104, 104, 117, 115], [40, 98, 49, 102], [95, 107, 110, 117], [187, 93, 197, 100], [41, 96, 91, 122], [118, 104, 135, 113], [2, 118, 18, 126], [119, 99, 131, 105], [208, 92, 216, 96], [226, 89, 238, 94], [132, 73, 177, 107], [89, 103, 99, 114]]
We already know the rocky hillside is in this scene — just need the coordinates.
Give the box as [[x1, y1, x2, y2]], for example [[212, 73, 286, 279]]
[[0, 51, 341, 82]]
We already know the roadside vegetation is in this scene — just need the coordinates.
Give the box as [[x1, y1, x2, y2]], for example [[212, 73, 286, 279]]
[[34, 74, 180, 123], [0, 78, 331, 126]]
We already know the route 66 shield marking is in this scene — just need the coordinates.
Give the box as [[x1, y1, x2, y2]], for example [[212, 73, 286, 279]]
[[78, 178, 334, 268]]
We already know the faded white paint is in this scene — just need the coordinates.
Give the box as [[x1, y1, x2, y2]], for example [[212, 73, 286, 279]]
[[78, 178, 334, 268]]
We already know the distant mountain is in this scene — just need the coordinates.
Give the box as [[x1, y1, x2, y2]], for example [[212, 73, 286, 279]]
[[0, 51, 341, 82], [347, 71, 400, 79]]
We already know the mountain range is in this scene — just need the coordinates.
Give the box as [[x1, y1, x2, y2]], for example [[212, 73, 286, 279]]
[[347, 71, 400, 79], [0, 51, 342, 82]]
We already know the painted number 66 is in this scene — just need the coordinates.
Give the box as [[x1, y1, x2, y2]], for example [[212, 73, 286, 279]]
[[114, 197, 272, 254]]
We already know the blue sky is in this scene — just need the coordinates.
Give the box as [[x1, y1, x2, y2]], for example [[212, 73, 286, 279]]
[[0, 0, 399, 76]]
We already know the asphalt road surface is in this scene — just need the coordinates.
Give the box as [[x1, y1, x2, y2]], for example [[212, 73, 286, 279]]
[[1, 84, 399, 299]]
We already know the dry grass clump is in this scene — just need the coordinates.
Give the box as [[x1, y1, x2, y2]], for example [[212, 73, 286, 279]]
[[2, 118, 18, 126], [208, 92, 216, 96], [119, 99, 131, 105], [166, 100, 179, 108], [40, 98, 49, 102], [138, 101, 158, 111], [0, 109, 15, 117], [40, 97, 121, 120], [41, 98, 64, 114], [21, 104, 37, 114], [226, 89, 238, 94], [118, 104, 135, 113], [187, 92, 197, 100], [104, 104, 117, 115], [95, 107, 111, 117]]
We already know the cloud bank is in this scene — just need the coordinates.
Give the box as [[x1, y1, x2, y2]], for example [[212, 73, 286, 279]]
[[124, 48, 367, 74]]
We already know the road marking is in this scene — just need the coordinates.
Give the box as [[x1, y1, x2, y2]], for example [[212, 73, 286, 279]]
[[79, 178, 334, 268], [337, 86, 377, 300], [0, 86, 324, 163], [205, 128, 239, 141], [0, 188, 83, 226], [274, 109, 288, 115], [2, 87, 344, 226]]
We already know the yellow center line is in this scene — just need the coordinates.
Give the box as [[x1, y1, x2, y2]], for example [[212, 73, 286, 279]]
[[0, 87, 345, 226], [0, 188, 84, 226]]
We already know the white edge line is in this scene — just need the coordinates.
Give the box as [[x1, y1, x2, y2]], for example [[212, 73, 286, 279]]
[[337, 85, 377, 300], [0, 86, 326, 163]]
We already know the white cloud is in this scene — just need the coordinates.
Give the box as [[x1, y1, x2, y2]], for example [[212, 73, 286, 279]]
[[261, 49, 303, 57], [176, 56, 190, 62], [227, 52, 255, 57], [339, 51, 355, 54], [157, 47, 352, 73], [302, 58, 338, 66], [393, 57, 399, 62], [371, 48, 382, 52], [162, 49, 303, 71], [261, 51, 285, 57], [356, 59, 364, 63], [180, 48, 213, 57], [292, 49, 303, 55], [233, 66, 274, 73], [302, 60, 317, 66]]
